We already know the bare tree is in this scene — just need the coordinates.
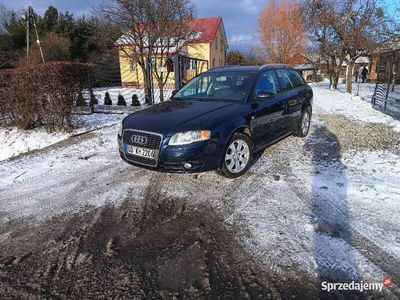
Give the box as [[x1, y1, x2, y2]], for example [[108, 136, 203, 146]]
[[98, 0, 195, 103], [302, 0, 346, 90], [258, 0, 307, 64], [148, 0, 196, 102], [302, 0, 397, 92]]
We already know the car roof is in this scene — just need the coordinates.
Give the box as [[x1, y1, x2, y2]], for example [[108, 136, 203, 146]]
[[206, 64, 294, 73]]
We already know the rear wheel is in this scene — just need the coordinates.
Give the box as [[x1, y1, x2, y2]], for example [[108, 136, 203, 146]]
[[294, 106, 312, 137], [221, 133, 253, 178]]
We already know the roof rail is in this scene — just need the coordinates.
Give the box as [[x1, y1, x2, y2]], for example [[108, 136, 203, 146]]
[[259, 64, 293, 70], [207, 66, 224, 71]]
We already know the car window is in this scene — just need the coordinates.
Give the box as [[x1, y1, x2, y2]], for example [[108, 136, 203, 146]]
[[288, 70, 306, 87], [276, 69, 294, 92], [254, 70, 279, 97], [175, 71, 255, 102]]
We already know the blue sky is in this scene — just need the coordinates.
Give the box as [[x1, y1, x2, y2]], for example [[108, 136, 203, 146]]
[[1, 0, 398, 50]]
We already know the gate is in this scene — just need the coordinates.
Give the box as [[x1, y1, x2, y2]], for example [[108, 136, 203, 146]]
[[173, 55, 209, 90], [371, 50, 400, 119], [146, 54, 209, 104]]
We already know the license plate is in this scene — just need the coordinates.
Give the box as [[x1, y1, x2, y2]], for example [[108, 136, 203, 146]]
[[126, 145, 156, 159]]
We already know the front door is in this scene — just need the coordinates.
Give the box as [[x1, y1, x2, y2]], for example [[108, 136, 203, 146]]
[[250, 70, 286, 149]]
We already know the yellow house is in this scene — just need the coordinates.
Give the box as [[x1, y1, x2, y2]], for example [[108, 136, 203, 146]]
[[117, 16, 228, 88]]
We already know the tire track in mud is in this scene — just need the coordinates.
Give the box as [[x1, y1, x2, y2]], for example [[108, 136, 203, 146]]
[[0, 181, 316, 299]]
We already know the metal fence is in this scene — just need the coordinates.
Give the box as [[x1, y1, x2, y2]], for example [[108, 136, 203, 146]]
[[371, 50, 400, 119]]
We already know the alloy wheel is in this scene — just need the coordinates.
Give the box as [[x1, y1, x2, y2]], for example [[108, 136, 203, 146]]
[[301, 111, 311, 135], [224, 139, 250, 174]]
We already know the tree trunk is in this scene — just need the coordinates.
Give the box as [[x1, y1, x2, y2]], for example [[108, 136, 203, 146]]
[[329, 56, 339, 91], [331, 75, 338, 91], [141, 66, 151, 105], [345, 61, 355, 93], [159, 83, 164, 102]]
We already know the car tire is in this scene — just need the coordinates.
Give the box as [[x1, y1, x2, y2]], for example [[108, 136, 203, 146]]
[[294, 106, 312, 137], [221, 133, 253, 178]]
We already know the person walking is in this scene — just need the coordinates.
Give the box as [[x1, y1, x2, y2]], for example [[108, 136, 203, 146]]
[[361, 66, 368, 83]]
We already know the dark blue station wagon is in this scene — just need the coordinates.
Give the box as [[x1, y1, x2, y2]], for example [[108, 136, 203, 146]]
[[118, 65, 313, 178]]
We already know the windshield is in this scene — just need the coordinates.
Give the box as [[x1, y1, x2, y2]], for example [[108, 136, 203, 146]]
[[174, 71, 255, 102]]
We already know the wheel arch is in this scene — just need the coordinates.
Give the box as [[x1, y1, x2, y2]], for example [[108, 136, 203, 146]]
[[223, 125, 253, 146]]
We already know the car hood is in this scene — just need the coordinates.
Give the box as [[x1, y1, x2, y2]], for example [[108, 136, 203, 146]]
[[123, 99, 238, 136]]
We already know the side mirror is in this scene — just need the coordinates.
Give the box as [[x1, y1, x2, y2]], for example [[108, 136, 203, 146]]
[[170, 89, 179, 99]]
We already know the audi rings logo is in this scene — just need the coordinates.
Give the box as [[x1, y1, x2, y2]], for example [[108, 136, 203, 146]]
[[132, 135, 147, 145]]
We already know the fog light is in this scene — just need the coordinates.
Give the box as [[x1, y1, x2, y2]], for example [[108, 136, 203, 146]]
[[183, 163, 192, 170]]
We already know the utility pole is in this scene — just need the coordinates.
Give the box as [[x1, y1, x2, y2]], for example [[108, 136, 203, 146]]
[[25, 6, 45, 64], [26, 7, 30, 64]]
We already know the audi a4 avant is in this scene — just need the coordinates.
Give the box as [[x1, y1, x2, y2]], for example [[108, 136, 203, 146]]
[[118, 65, 313, 178]]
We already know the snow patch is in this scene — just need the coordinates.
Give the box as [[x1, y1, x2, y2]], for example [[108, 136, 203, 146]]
[[310, 82, 400, 132]]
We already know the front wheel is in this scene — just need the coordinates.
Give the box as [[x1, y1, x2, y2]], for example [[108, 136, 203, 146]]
[[221, 133, 253, 178], [294, 106, 312, 137]]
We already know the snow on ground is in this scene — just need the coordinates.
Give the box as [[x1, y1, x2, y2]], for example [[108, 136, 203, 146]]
[[289, 138, 400, 262], [0, 118, 398, 294], [0, 125, 147, 220], [0, 113, 124, 161], [0, 81, 399, 296], [311, 81, 400, 132], [0, 86, 174, 161]]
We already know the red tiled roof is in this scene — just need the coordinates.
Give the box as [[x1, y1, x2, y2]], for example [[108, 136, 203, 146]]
[[189, 17, 222, 43]]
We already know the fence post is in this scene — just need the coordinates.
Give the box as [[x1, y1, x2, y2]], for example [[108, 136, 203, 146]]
[[384, 51, 395, 111], [173, 55, 181, 91]]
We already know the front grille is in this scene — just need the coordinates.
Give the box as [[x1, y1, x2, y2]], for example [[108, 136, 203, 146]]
[[122, 129, 163, 167], [123, 130, 162, 149]]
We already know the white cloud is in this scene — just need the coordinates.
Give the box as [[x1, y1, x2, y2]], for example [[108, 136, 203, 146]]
[[229, 34, 254, 44], [241, 0, 259, 13]]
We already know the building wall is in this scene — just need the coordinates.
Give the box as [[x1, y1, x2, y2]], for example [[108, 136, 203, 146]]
[[118, 47, 176, 88], [186, 42, 210, 62], [118, 27, 227, 87], [210, 24, 226, 68], [119, 43, 212, 87], [118, 47, 139, 86]]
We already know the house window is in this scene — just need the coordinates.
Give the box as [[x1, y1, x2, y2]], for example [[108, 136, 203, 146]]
[[215, 37, 218, 50], [130, 62, 136, 71], [212, 58, 216, 67]]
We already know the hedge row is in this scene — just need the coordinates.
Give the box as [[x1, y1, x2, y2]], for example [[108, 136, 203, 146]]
[[0, 62, 93, 132]]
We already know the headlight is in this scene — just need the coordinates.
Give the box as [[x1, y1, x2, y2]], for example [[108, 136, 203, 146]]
[[168, 130, 210, 146], [118, 123, 123, 137]]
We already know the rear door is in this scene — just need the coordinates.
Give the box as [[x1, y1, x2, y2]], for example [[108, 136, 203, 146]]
[[275, 69, 302, 133], [250, 70, 286, 148], [286, 69, 309, 131]]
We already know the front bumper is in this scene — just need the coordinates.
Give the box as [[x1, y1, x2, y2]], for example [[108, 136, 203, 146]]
[[118, 135, 224, 173]]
